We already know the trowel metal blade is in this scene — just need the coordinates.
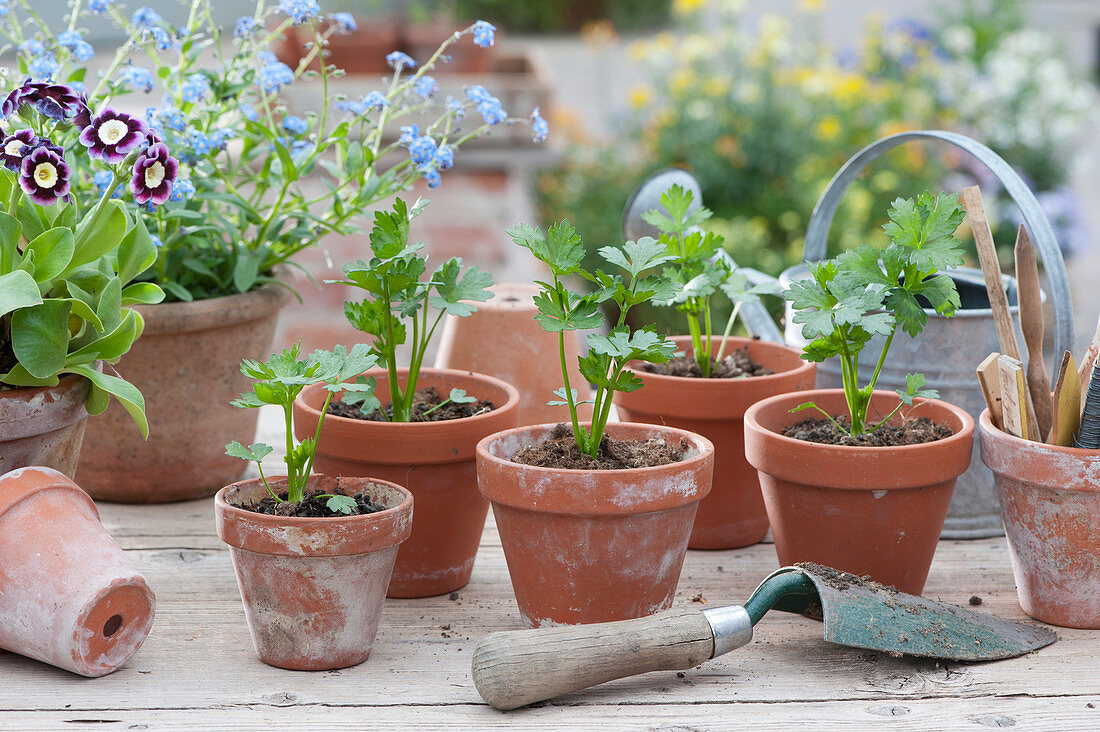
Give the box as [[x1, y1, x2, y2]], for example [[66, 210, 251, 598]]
[[761, 564, 1058, 662]]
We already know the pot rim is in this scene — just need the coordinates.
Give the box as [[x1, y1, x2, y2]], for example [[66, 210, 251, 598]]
[[295, 366, 521, 432], [133, 275, 293, 335], [744, 387, 975, 455], [476, 421, 714, 476], [623, 335, 815, 385], [0, 465, 98, 520], [215, 474, 414, 556], [476, 422, 714, 514], [979, 408, 1097, 457]]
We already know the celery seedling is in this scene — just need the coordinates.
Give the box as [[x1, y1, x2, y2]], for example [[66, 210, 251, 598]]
[[331, 198, 494, 422], [644, 185, 780, 375], [508, 220, 678, 458], [785, 192, 966, 437], [225, 342, 377, 513]]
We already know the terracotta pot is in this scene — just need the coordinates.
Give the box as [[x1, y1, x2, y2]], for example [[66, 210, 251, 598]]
[[77, 283, 289, 503], [477, 422, 714, 627], [0, 467, 155, 677], [434, 282, 592, 427], [274, 18, 400, 74], [293, 368, 519, 598], [980, 410, 1100, 627], [215, 474, 413, 670], [0, 373, 89, 478], [614, 336, 815, 549], [744, 389, 974, 595]]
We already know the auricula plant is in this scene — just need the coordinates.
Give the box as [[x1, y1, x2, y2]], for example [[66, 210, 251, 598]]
[[225, 342, 377, 513], [785, 191, 966, 437], [329, 197, 494, 422], [645, 185, 781, 376], [507, 220, 678, 458]]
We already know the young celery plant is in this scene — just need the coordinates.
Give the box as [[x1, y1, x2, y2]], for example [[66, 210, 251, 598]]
[[225, 342, 377, 514], [331, 198, 494, 422], [507, 220, 678, 458], [784, 192, 966, 437], [644, 185, 780, 375]]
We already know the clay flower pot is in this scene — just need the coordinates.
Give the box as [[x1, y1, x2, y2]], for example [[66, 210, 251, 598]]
[[77, 283, 289, 503], [744, 389, 974, 595], [0, 374, 90, 478], [614, 336, 816, 549], [477, 422, 714, 627], [215, 475, 413, 670], [293, 368, 520, 598], [0, 467, 155, 677], [980, 410, 1100, 628], [434, 282, 592, 427]]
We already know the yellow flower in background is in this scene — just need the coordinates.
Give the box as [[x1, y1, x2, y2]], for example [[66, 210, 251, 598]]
[[673, 0, 709, 17], [677, 33, 717, 64], [669, 68, 696, 96], [835, 75, 869, 102], [799, 0, 826, 13], [703, 76, 730, 97], [629, 84, 654, 109], [816, 116, 841, 141], [628, 39, 651, 62]]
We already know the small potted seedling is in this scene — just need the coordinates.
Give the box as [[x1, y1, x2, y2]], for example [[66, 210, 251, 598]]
[[476, 219, 715, 627], [292, 198, 519, 598], [214, 342, 414, 671], [613, 185, 816, 550], [744, 192, 976, 594]]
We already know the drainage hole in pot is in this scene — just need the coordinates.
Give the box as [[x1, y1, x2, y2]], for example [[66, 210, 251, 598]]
[[102, 615, 123, 638]]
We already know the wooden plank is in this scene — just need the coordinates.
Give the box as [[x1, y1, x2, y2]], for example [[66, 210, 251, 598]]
[[4, 695, 1100, 731]]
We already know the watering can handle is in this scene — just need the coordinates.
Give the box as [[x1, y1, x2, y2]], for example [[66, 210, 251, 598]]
[[803, 129, 1074, 361]]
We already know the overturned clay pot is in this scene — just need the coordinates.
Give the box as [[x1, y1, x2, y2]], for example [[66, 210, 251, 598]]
[[0, 466, 155, 677]]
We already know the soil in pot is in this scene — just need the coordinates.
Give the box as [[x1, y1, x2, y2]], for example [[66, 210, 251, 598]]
[[511, 423, 685, 469], [328, 386, 495, 422], [247, 489, 388, 518], [614, 336, 816, 550], [744, 389, 974, 595], [644, 346, 773, 379], [215, 475, 413, 670], [784, 416, 953, 446]]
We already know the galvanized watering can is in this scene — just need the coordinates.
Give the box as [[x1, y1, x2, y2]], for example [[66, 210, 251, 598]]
[[625, 131, 1074, 538]]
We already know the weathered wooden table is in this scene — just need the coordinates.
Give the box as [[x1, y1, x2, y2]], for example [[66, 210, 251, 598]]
[[5, 407, 1099, 729]]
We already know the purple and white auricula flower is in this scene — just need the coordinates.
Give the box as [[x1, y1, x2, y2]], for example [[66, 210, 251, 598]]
[[130, 142, 178, 205], [19, 143, 70, 205], [2, 81, 84, 122], [79, 108, 150, 163], [0, 129, 36, 170]]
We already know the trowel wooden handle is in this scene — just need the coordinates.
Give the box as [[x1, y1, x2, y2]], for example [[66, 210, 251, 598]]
[[471, 608, 715, 710]]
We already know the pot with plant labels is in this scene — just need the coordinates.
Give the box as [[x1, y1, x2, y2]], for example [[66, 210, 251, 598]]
[[745, 192, 975, 595], [293, 199, 519, 599], [613, 185, 815, 549], [477, 220, 713, 627], [216, 342, 413, 671]]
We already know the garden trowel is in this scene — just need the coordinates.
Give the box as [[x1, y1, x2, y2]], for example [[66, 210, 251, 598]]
[[471, 563, 1057, 710]]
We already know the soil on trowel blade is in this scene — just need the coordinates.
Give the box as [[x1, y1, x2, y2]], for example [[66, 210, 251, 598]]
[[328, 385, 495, 422], [783, 416, 952, 446], [246, 488, 388, 518], [511, 423, 685, 470], [797, 562, 901, 596], [645, 346, 773, 379]]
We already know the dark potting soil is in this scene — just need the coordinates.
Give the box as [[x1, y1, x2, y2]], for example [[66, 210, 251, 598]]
[[782, 416, 952, 446], [510, 423, 685, 470], [245, 488, 388, 518], [327, 386, 495, 422], [644, 346, 773, 379]]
